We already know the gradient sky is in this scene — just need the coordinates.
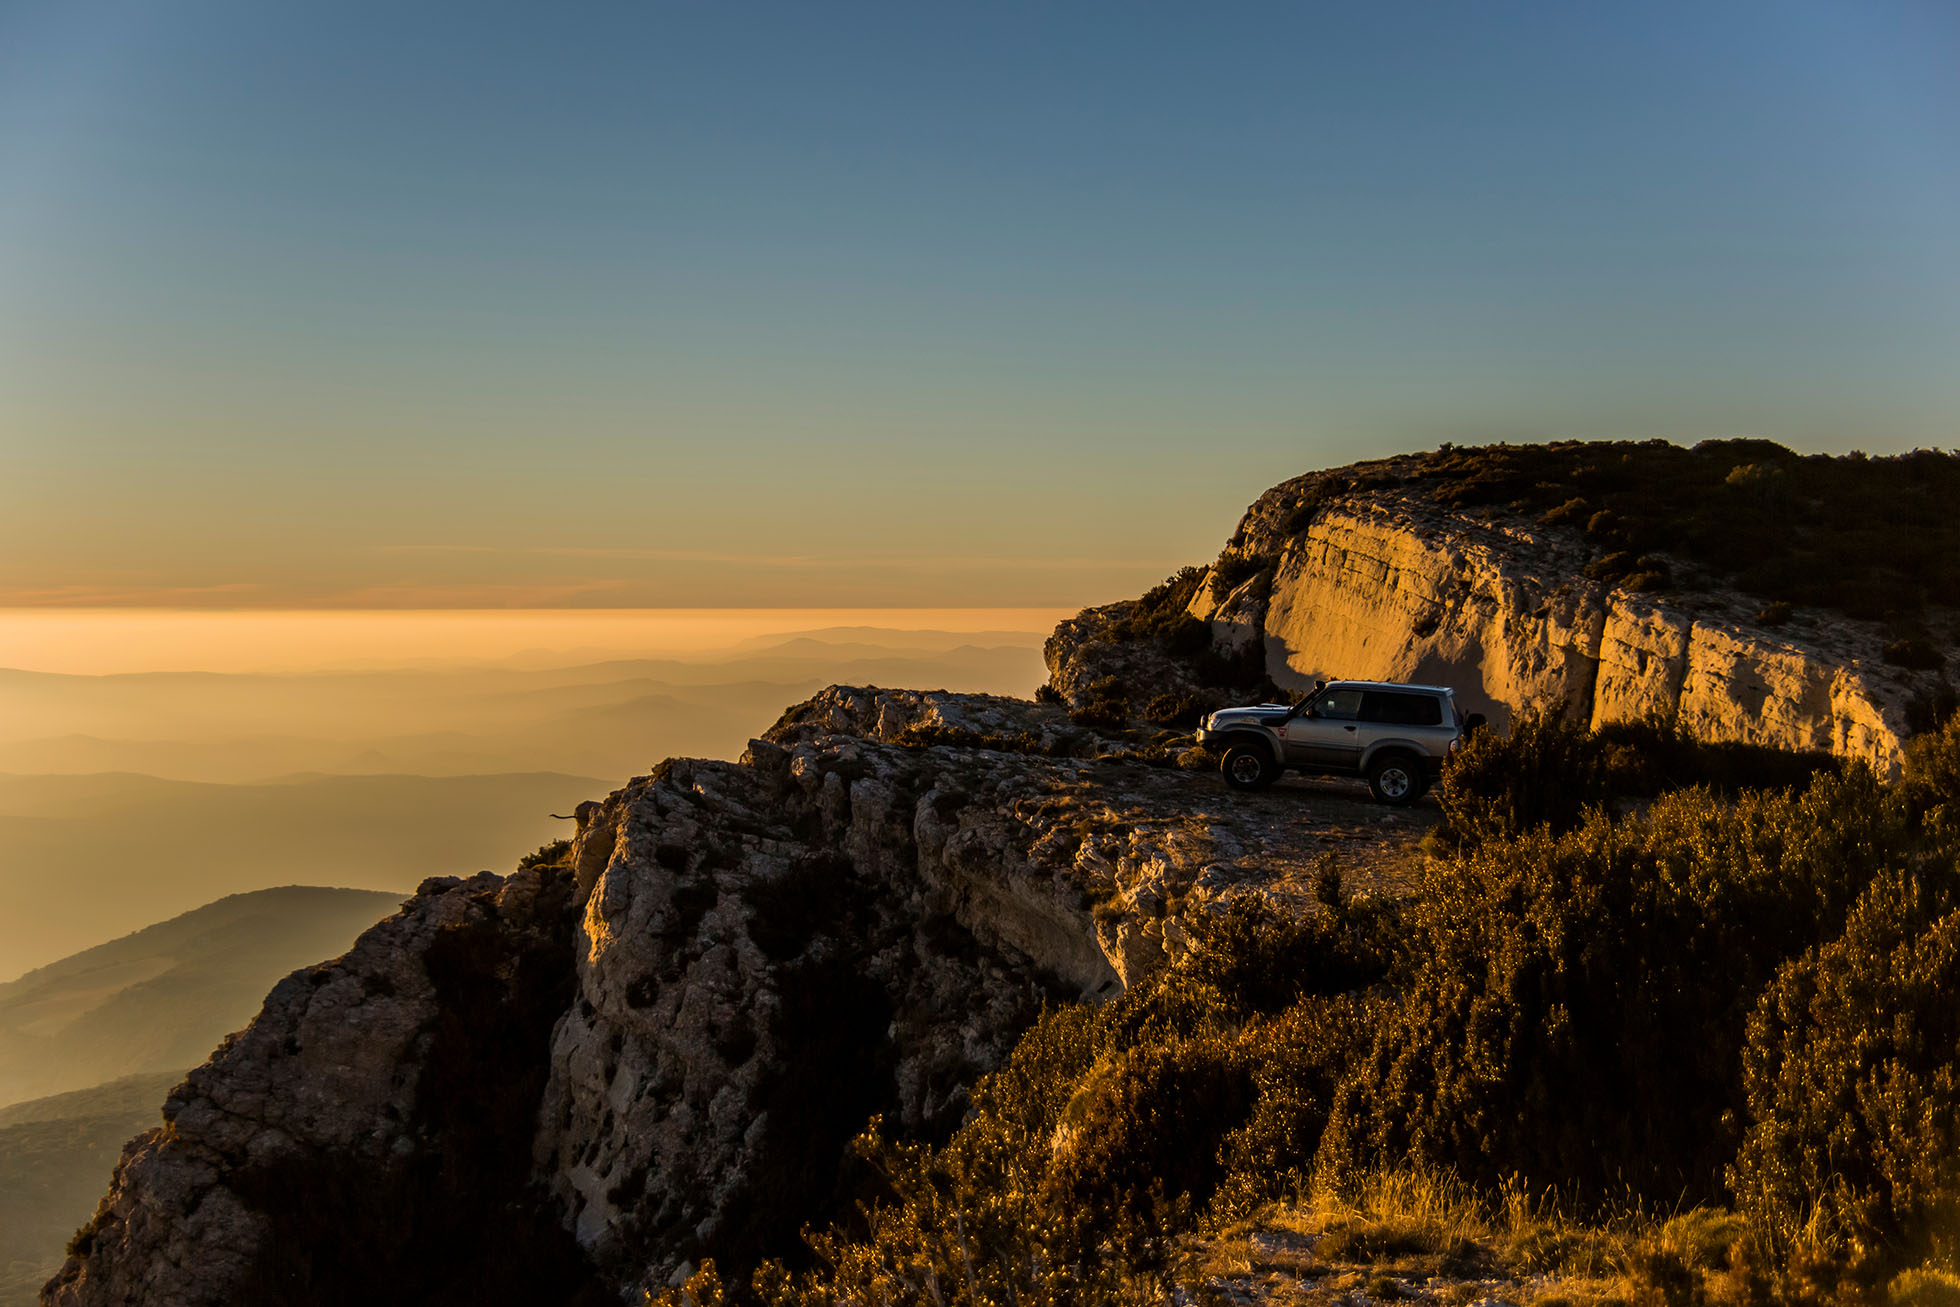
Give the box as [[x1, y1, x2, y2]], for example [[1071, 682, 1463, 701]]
[[2, 0, 1957, 607]]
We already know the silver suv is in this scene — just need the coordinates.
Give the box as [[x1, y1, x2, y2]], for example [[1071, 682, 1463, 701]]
[[1195, 680, 1471, 805]]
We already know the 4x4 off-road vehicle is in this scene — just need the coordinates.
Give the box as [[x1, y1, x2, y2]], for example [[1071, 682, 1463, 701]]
[[1195, 680, 1473, 805]]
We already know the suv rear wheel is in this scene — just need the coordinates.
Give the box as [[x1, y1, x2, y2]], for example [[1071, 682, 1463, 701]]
[[1367, 753, 1422, 806], [1221, 743, 1278, 791]]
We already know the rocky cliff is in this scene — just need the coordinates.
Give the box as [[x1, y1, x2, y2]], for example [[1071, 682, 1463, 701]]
[[49, 442, 1949, 1304], [45, 687, 1428, 1304], [1051, 446, 1956, 778]]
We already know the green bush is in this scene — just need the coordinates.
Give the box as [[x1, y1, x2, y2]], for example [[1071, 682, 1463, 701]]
[[1730, 866, 1960, 1266], [1209, 552, 1272, 595], [1069, 675, 1131, 729], [1436, 709, 1835, 849], [1040, 1036, 1255, 1262], [1323, 769, 1903, 1208]]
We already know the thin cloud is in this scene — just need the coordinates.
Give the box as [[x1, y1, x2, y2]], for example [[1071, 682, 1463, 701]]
[[0, 583, 267, 607], [373, 544, 1188, 571]]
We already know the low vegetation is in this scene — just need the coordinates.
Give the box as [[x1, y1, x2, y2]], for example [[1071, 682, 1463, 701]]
[[1071, 567, 1285, 730], [1279, 440, 1960, 624], [654, 710, 1960, 1307]]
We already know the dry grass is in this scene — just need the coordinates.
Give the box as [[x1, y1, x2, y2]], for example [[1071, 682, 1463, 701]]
[[1174, 1168, 1762, 1307]]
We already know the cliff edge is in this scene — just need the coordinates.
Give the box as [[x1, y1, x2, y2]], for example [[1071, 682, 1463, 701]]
[[1049, 442, 1959, 777]]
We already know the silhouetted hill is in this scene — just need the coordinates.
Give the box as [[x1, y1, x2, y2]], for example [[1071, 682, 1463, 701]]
[[0, 1074, 180, 1307], [0, 887, 402, 1106]]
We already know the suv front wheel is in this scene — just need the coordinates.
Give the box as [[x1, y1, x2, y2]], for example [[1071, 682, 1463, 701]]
[[1367, 753, 1422, 806], [1221, 743, 1278, 791]]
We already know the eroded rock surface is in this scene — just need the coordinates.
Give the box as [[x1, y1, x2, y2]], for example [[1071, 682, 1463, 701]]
[[543, 686, 1428, 1292], [43, 866, 601, 1307], [46, 686, 1428, 1305]]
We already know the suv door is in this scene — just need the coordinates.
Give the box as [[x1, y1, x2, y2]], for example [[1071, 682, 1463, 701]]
[[1281, 687, 1366, 767]]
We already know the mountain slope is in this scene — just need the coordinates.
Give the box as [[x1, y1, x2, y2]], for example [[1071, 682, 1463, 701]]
[[0, 887, 404, 1106], [0, 1075, 181, 1307]]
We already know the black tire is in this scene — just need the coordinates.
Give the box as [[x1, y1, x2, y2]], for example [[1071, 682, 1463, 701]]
[[1367, 753, 1422, 806], [1220, 743, 1278, 791]]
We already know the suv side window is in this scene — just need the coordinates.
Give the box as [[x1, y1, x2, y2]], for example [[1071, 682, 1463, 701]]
[[1359, 691, 1443, 726], [1313, 689, 1364, 720]]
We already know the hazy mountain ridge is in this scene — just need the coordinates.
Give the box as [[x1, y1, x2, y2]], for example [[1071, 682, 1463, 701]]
[[0, 632, 1048, 976]]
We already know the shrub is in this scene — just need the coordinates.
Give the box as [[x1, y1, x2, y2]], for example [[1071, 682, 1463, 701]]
[[1433, 707, 1598, 844], [517, 839, 571, 871], [1902, 714, 1960, 829], [1887, 638, 1946, 671], [759, 897, 1398, 1302], [1140, 692, 1206, 728], [1210, 552, 1272, 595], [1069, 676, 1130, 729], [1041, 1035, 1255, 1262], [1381, 441, 1960, 624], [1890, 1269, 1960, 1307], [758, 705, 1960, 1303], [1436, 710, 1834, 850], [1323, 770, 1903, 1208], [1730, 865, 1960, 1268]]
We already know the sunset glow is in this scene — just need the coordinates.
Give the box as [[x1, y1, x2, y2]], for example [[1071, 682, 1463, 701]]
[[0, 607, 1074, 675]]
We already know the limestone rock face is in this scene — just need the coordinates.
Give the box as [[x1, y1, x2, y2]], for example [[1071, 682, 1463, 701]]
[[1044, 600, 1207, 710], [1054, 484, 1941, 777], [43, 867, 600, 1307], [538, 686, 1426, 1291]]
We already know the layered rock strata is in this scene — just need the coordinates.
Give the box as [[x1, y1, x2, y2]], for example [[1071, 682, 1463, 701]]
[[1051, 489, 1940, 777]]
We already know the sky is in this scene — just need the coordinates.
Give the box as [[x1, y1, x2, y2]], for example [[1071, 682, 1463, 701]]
[[1, 0, 1957, 609]]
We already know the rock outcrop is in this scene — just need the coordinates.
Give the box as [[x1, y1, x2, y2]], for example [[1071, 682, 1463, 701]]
[[43, 865, 604, 1307], [1050, 465, 1948, 777], [47, 687, 1428, 1304]]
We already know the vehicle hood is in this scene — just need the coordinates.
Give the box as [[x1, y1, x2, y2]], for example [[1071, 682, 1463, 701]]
[[1203, 704, 1293, 730]]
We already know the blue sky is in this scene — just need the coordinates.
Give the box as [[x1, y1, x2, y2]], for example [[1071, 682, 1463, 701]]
[[2, 0, 1956, 606]]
